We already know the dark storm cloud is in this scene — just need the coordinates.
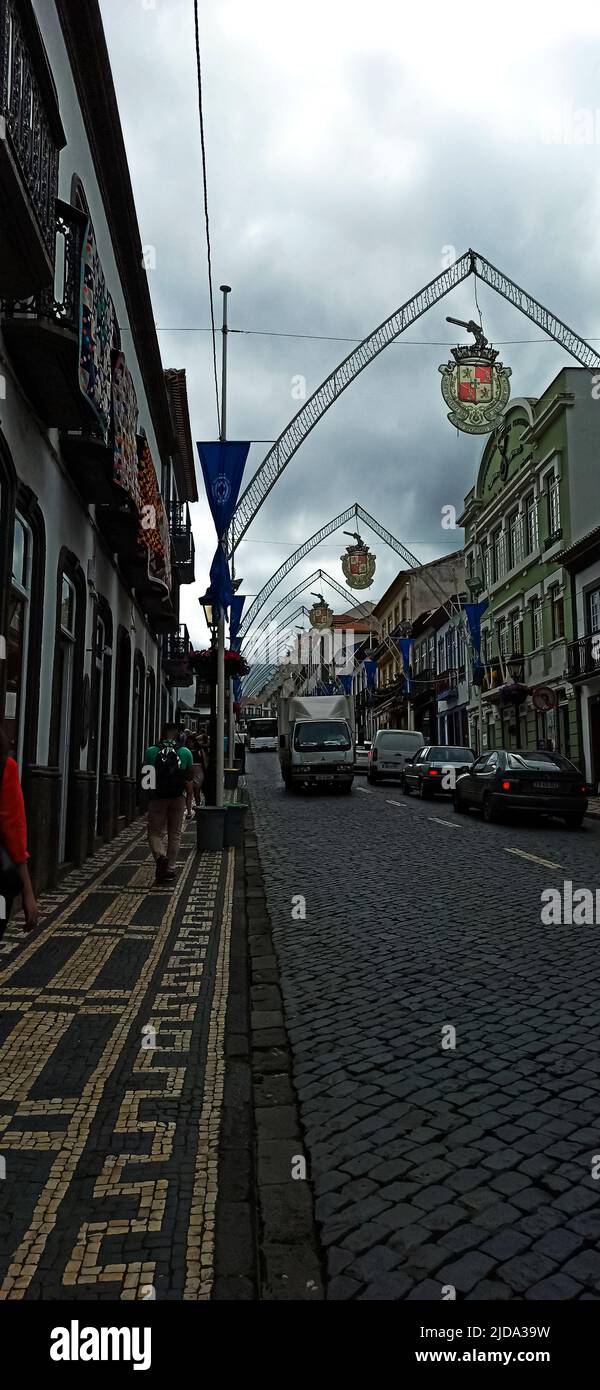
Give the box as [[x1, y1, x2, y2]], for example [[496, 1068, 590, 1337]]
[[100, 0, 600, 647]]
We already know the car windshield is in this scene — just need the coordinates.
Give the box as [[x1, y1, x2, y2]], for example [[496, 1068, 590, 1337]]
[[248, 720, 277, 738], [506, 752, 578, 773], [294, 720, 351, 751], [428, 747, 474, 762]]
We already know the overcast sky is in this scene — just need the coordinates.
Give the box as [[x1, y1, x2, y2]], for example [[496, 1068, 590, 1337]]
[[100, 0, 600, 651]]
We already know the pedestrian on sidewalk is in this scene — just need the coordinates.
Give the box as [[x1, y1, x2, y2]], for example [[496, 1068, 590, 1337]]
[[0, 723, 39, 939], [143, 722, 194, 884], [184, 733, 206, 818]]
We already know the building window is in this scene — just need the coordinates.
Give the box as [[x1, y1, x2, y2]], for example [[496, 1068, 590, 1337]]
[[5, 515, 32, 763], [438, 636, 444, 672], [508, 511, 524, 569], [546, 472, 561, 537], [526, 494, 539, 554], [493, 529, 506, 582], [394, 603, 399, 628], [589, 588, 600, 634], [481, 629, 489, 663], [484, 544, 493, 590], [511, 610, 522, 653], [497, 618, 509, 660], [550, 584, 565, 640], [445, 629, 454, 670], [414, 645, 420, 674], [428, 635, 435, 672], [531, 595, 543, 649]]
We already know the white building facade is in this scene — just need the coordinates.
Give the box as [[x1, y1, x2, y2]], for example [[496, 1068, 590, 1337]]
[[0, 0, 198, 888]]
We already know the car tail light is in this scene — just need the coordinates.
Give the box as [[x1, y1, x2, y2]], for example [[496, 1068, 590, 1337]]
[[580, 785, 586, 794], [428, 768, 440, 776], [369, 748, 377, 760], [501, 780, 511, 791]]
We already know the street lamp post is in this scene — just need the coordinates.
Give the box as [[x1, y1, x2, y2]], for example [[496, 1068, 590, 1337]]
[[466, 572, 484, 754], [200, 592, 217, 805], [215, 284, 231, 811]]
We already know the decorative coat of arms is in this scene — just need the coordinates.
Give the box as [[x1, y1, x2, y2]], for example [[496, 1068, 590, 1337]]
[[309, 594, 334, 630], [439, 317, 511, 435], [340, 531, 376, 590]]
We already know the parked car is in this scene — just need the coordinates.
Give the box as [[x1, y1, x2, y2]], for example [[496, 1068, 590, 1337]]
[[355, 740, 372, 772], [368, 728, 425, 784], [453, 748, 588, 828], [403, 745, 476, 798]]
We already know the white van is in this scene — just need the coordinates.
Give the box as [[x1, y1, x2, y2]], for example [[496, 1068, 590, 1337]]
[[368, 728, 425, 784]]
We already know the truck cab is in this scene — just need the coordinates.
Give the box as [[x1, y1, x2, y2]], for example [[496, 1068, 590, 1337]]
[[278, 695, 354, 792]]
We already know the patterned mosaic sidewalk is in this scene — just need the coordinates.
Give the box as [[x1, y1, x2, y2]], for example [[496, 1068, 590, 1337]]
[[0, 821, 233, 1300]]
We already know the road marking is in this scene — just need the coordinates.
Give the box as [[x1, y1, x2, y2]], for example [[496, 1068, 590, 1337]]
[[355, 785, 373, 794], [386, 799, 408, 808], [428, 816, 461, 829], [505, 847, 564, 871]]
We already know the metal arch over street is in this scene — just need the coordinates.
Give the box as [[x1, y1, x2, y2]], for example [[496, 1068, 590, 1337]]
[[238, 503, 423, 639], [229, 249, 600, 554], [242, 566, 379, 663]]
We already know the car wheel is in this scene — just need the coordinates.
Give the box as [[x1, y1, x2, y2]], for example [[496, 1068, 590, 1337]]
[[482, 793, 499, 824], [403, 777, 412, 796], [368, 771, 378, 785], [453, 793, 466, 813], [564, 813, 585, 829], [419, 781, 433, 800]]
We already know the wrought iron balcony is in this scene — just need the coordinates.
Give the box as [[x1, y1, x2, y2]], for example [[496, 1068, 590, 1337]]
[[567, 634, 600, 681], [162, 624, 193, 686], [2, 199, 91, 426], [0, 0, 66, 295], [167, 501, 195, 584]]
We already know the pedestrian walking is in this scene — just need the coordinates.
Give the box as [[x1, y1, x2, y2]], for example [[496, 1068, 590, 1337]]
[[186, 733, 207, 817], [0, 723, 39, 939], [143, 722, 194, 884]]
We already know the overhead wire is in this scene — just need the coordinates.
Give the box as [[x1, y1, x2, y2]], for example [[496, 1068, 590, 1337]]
[[193, 0, 221, 437]]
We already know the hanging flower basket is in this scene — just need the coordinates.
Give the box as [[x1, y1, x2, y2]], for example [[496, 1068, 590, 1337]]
[[500, 681, 530, 706], [189, 647, 249, 681]]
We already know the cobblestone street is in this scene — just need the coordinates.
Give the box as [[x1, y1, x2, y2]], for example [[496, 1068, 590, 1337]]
[[0, 823, 232, 1301], [248, 752, 600, 1301]]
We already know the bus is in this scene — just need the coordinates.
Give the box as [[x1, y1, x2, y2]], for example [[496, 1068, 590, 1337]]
[[246, 717, 278, 751]]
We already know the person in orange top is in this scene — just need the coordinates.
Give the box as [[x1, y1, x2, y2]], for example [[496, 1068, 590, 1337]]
[[0, 723, 39, 938]]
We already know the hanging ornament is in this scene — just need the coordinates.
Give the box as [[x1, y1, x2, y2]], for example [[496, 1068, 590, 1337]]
[[340, 530, 376, 589], [309, 593, 334, 630], [439, 317, 511, 435]]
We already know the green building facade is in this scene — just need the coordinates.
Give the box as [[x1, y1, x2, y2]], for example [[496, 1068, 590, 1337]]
[[459, 369, 599, 763]]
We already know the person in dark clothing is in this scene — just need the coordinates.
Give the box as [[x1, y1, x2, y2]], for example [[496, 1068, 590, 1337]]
[[0, 723, 39, 938]]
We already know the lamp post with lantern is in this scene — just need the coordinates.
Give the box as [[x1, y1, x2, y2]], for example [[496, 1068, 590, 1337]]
[[200, 590, 218, 806]]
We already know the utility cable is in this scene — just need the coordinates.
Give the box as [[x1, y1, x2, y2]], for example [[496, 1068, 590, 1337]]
[[193, 0, 220, 437]]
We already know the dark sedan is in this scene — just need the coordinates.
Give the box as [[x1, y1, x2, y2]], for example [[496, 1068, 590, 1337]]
[[453, 748, 588, 827], [403, 745, 476, 798]]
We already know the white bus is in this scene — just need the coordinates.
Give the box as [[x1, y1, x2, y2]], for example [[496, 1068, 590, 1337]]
[[246, 717, 278, 751]]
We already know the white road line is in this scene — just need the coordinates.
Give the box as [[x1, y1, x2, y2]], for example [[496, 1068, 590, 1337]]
[[505, 847, 563, 871], [428, 816, 461, 829], [386, 799, 408, 808], [355, 785, 373, 793]]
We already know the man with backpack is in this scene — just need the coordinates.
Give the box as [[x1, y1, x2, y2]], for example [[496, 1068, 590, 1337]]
[[143, 722, 194, 884]]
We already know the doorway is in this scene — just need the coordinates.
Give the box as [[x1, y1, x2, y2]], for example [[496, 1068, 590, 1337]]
[[57, 575, 76, 861]]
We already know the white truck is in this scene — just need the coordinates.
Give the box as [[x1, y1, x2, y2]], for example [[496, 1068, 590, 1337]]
[[278, 694, 354, 793]]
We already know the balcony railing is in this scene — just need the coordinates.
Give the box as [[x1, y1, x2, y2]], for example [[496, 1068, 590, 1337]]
[[567, 634, 600, 681], [168, 500, 195, 583], [0, 0, 65, 295], [162, 624, 193, 686], [2, 199, 90, 426]]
